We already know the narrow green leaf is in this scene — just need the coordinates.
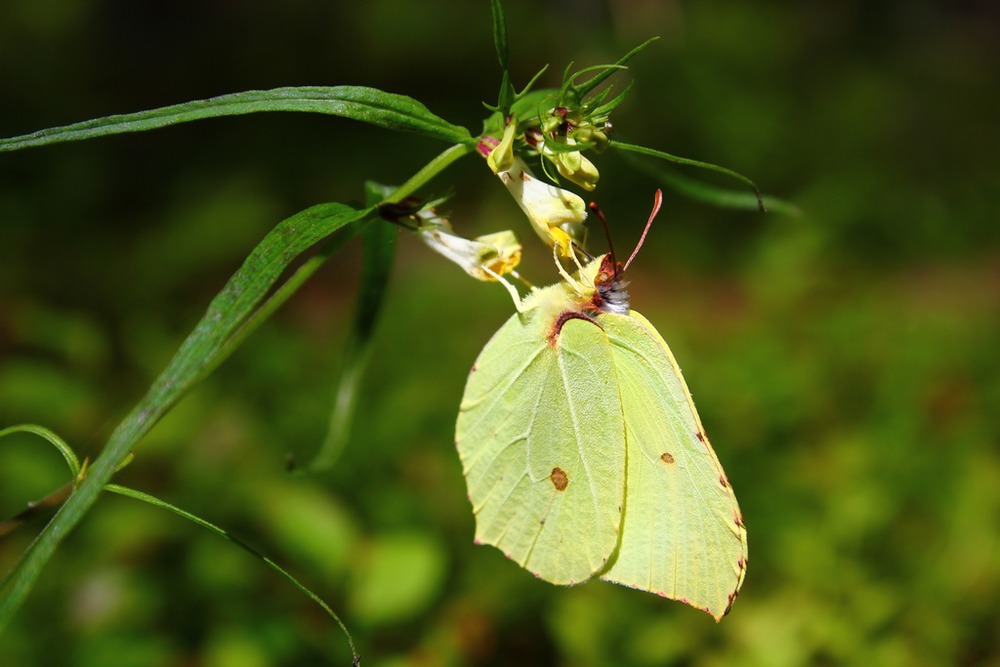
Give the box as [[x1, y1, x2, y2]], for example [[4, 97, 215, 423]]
[[518, 66, 550, 100], [561, 65, 625, 102], [0, 424, 81, 478], [382, 142, 475, 205], [497, 72, 515, 119], [626, 153, 801, 215], [0, 141, 472, 631], [492, 0, 516, 116], [573, 37, 659, 99], [310, 215, 398, 471], [588, 80, 635, 119], [104, 484, 358, 664], [202, 144, 473, 382], [612, 140, 767, 212], [0, 202, 372, 630], [491, 0, 509, 70], [0, 86, 472, 152], [0, 425, 81, 539], [197, 223, 364, 386]]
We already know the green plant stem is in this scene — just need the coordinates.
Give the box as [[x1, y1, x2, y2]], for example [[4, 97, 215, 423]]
[[1, 425, 357, 658], [383, 142, 473, 203], [0, 142, 472, 630], [201, 142, 472, 383], [104, 484, 359, 663]]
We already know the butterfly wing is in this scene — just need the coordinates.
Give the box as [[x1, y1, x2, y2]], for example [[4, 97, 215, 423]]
[[457, 312, 627, 584], [598, 311, 747, 620]]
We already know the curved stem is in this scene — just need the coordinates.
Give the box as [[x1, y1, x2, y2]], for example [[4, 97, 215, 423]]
[[382, 141, 474, 204]]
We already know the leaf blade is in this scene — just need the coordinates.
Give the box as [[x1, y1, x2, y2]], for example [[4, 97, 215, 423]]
[[0, 201, 374, 630], [491, 0, 516, 116], [0, 86, 472, 152], [310, 215, 399, 471], [612, 140, 768, 212], [104, 484, 358, 663], [616, 142, 799, 215]]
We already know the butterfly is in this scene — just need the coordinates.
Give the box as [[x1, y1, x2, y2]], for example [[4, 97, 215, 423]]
[[455, 190, 747, 620]]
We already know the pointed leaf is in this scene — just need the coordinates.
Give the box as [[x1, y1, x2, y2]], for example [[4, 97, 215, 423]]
[[491, 0, 510, 70], [0, 141, 472, 630], [588, 81, 635, 119], [0, 201, 374, 630], [629, 156, 801, 215], [104, 484, 358, 663], [0, 86, 472, 152], [491, 0, 516, 115], [612, 140, 767, 212], [573, 37, 659, 99], [0, 424, 81, 478], [311, 215, 399, 470]]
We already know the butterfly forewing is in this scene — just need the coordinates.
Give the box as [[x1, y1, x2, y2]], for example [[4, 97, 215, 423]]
[[457, 312, 627, 585], [598, 311, 747, 620]]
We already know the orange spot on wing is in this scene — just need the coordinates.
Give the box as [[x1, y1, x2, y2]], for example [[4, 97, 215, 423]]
[[550, 467, 569, 491], [660, 452, 675, 464]]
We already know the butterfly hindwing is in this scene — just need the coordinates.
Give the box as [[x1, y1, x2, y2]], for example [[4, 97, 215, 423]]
[[457, 312, 627, 584], [598, 311, 747, 620]]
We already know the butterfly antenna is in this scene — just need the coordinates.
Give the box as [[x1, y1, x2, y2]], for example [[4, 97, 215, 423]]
[[588, 201, 617, 264], [571, 239, 595, 262], [624, 189, 663, 271]]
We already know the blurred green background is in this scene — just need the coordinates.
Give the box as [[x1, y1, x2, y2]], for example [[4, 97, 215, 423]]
[[1, 1, 998, 665]]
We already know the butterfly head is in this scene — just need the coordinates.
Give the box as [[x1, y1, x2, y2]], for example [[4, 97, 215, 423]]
[[585, 189, 663, 315], [591, 254, 631, 315]]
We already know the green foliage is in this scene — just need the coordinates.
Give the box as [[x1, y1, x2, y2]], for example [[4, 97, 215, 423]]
[[2, 1, 998, 666], [0, 200, 373, 642], [0, 87, 472, 151]]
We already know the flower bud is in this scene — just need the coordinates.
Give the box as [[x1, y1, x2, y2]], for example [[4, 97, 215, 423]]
[[486, 121, 517, 175], [553, 150, 599, 191]]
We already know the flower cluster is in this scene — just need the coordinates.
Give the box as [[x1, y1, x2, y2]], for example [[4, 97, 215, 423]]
[[480, 123, 588, 257], [421, 42, 664, 294]]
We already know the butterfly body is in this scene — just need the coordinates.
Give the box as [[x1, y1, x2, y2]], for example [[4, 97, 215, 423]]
[[456, 254, 747, 620]]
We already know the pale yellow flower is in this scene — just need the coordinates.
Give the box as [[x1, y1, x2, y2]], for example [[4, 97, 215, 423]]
[[418, 216, 522, 282], [495, 156, 587, 256]]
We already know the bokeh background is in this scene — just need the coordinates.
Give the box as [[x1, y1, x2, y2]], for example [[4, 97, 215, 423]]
[[1, 1, 997, 665]]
